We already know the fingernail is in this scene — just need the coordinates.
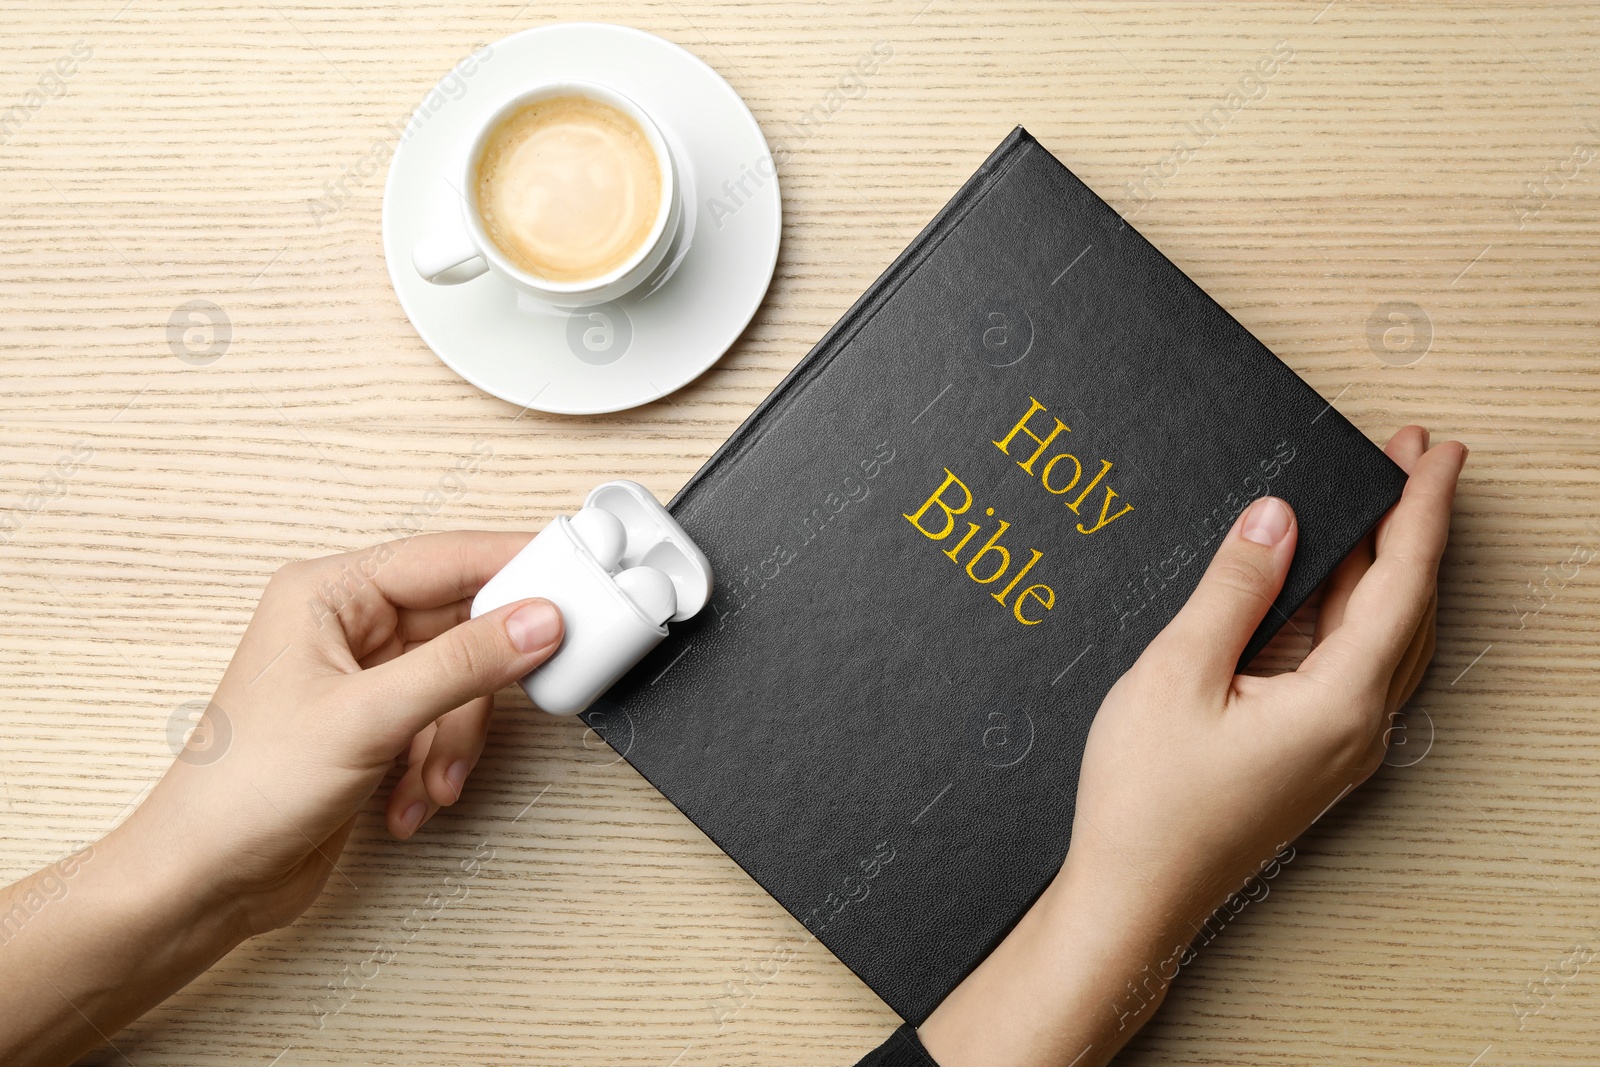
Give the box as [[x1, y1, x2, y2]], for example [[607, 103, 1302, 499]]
[[399, 801, 426, 836], [1241, 496, 1292, 546], [445, 760, 469, 802], [507, 600, 561, 654]]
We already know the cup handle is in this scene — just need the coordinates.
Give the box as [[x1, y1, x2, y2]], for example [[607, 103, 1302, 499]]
[[413, 211, 488, 284]]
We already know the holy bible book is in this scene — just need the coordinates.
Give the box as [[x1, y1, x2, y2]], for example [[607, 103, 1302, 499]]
[[591, 127, 1407, 1024]]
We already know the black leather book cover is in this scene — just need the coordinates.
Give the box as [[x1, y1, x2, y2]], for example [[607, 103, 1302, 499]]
[[592, 127, 1406, 1024]]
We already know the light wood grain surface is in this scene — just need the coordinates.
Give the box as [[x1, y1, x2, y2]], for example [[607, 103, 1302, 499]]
[[3, 1, 1598, 1063]]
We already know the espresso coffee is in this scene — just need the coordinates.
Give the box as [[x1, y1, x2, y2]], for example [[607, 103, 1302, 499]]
[[475, 95, 662, 283]]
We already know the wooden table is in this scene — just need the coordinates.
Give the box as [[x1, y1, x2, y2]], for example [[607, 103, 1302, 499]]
[[3, 2, 1597, 1063]]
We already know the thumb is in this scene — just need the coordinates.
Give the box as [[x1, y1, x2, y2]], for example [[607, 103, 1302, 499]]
[[1151, 496, 1297, 693], [358, 598, 563, 739]]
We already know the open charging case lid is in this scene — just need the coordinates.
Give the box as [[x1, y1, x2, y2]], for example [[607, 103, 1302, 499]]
[[584, 480, 713, 624]]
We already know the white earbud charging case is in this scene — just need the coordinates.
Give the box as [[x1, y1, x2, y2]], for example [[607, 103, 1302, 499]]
[[470, 480, 713, 715]]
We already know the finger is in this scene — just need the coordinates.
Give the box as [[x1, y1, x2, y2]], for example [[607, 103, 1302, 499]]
[[1148, 495, 1297, 695], [387, 726, 439, 839], [1403, 614, 1437, 704], [303, 533, 537, 655], [1318, 425, 1433, 652], [348, 603, 473, 668], [358, 634, 448, 672], [1382, 617, 1427, 716], [1314, 427, 1425, 647], [1313, 532, 1373, 647], [1371, 425, 1430, 548], [358, 531, 535, 609], [420, 696, 494, 807], [1304, 440, 1466, 689], [358, 632, 405, 671], [387, 759, 439, 839], [353, 598, 563, 744], [1365, 617, 1435, 778], [1386, 598, 1437, 716], [405, 723, 435, 771], [397, 600, 473, 645], [1385, 425, 1429, 472]]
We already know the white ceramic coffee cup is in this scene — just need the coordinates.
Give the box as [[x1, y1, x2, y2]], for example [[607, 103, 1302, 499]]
[[412, 80, 681, 307]]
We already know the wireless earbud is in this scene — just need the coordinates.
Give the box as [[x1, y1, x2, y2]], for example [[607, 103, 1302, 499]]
[[614, 566, 677, 626], [568, 506, 626, 571], [470, 480, 713, 716]]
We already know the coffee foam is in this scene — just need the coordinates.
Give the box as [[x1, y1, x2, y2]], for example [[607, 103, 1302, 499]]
[[475, 95, 662, 283]]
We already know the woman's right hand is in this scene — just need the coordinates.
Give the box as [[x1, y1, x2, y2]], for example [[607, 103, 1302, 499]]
[[920, 425, 1465, 1067]]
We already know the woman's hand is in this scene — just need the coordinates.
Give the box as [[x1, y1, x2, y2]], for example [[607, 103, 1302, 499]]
[[920, 426, 1466, 1067], [0, 531, 561, 1066], [130, 530, 562, 934]]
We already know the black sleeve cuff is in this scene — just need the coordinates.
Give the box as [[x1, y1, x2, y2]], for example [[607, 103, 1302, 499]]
[[853, 1023, 941, 1066]]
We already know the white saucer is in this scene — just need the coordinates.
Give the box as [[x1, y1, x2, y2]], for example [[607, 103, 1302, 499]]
[[382, 23, 782, 415]]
